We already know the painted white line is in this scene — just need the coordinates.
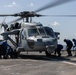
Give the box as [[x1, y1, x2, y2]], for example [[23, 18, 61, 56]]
[[63, 61, 76, 66]]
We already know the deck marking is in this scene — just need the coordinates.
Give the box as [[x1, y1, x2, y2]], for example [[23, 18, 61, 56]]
[[62, 61, 76, 66]]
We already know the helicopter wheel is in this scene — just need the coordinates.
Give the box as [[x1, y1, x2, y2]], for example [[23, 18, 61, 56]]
[[45, 51, 51, 57]]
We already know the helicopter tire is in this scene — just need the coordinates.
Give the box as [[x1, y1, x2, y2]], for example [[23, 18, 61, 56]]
[[45, 51, 51, 57]]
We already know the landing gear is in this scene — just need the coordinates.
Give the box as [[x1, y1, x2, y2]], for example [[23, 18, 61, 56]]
[[45, 51, 51, 57]]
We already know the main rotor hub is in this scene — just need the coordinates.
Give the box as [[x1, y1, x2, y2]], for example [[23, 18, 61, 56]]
[[14, 11, 40, 17]]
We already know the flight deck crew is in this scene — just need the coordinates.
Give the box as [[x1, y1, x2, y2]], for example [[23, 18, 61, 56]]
[[64, 39, 73, 56], [0, 40, 13, 58], [72, 39, 76, 56], [54, 44, 63, 57], [72, 39, 76, 47]]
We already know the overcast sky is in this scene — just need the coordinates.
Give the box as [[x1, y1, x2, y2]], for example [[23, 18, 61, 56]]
[[0, 0, 76, 45]]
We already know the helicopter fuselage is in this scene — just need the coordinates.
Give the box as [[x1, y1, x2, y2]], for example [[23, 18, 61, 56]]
[[15, 22, 58, 54]]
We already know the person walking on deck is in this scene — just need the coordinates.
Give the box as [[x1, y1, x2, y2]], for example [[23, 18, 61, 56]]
[[64, 39, 73, 56]]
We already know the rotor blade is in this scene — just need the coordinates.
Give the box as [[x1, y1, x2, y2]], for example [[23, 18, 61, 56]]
[[8, 17, 23, 24], [43, 15, 76, 17], [35, 0, 75, 12], [0, 14, 15, 17]]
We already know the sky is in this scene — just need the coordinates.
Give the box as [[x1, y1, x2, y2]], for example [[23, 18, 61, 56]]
[[0, 0, 76, 45]]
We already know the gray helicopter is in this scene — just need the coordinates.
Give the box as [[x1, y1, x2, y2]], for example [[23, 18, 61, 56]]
[[0, 0, 75, 56], [0, 19, 60, 56]]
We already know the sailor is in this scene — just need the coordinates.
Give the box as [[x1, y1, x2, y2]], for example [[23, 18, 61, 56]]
[[14, 22, 20, 29], [54, 44, 63, 57], [0, 40, 13, 58], [64, 39, 73, 56], [72, 39, 76, 56]]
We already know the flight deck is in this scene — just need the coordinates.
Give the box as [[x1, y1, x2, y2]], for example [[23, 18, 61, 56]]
[[0, 51, 76, 75]]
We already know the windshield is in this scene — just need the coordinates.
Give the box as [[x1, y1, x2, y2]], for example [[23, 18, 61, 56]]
[[28, 28, 39, 37], [44, 27, 55, 37], [38, 28, 46, 35]]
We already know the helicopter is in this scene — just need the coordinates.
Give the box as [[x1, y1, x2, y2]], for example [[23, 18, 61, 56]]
[[0, 0, 75, 56], [0, 18, 60, 56]]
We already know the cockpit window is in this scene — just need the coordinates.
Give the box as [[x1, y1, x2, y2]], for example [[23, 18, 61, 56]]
[[28, 28, 39, 37], [38, 28, 46, 35], [44, 27, 55, 37]]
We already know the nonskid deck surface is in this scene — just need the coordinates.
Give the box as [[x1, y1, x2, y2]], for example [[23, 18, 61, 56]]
[[0, 51, 76, 75]]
